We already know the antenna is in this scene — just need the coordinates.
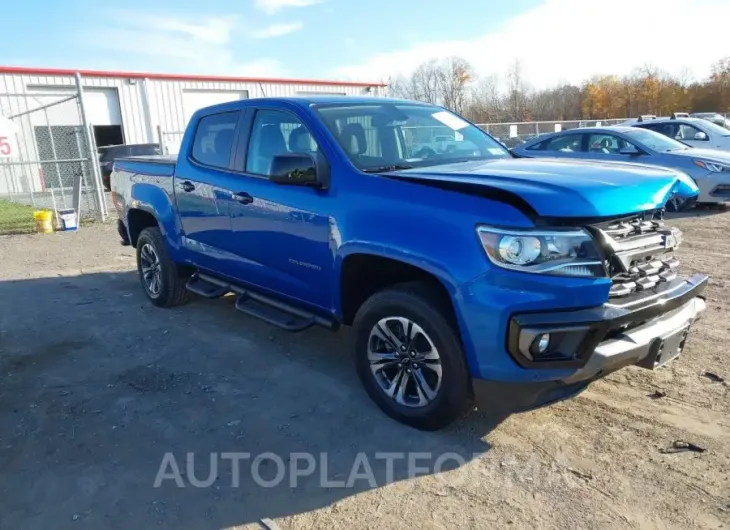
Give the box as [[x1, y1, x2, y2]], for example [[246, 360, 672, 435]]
[[258, 82, 267, 97]]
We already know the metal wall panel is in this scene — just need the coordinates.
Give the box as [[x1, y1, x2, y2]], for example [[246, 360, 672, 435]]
[[1, 72, 386, 148]]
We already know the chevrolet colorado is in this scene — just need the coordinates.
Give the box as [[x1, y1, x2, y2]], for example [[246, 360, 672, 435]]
[[111, 96, 707, 430]]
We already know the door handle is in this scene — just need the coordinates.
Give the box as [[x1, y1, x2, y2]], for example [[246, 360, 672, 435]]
[[232, 192, 254, 205], [180, 181, 195, 193]]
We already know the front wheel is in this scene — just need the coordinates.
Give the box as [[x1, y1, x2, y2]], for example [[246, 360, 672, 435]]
[[136, 227, 189, 307], [352, 282, 472, 430]]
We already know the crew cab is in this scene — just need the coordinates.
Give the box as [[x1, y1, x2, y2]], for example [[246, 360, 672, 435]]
[[111, 96, 707, 430]]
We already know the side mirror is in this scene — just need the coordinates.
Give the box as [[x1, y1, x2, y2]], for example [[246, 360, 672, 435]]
[[619, 145, 640, 155], [269, 154, 320, 187], [694, 131, 709, 141]]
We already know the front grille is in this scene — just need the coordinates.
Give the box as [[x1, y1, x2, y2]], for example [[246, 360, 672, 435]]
[[592, 214, 683, 299]]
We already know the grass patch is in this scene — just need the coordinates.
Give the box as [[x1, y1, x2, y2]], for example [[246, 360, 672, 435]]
[[0, 199, 39, 235]]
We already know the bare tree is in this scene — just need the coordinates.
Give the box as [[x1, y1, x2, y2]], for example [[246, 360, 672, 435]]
[[506, 59, 529, 121], [391, 54, 730, 124], [389, 60, 441, 104], [465, 74, 502, 123], [437, 57, 473, 114], [388, 57, 474, 112]]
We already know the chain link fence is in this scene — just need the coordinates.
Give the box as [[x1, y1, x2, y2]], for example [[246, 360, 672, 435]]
[[476, 119, 628, 147], [0, 81, 107, 235]]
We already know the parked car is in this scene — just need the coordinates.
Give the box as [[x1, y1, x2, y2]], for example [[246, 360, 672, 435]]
[[628, 117, 730, 151], [98, 143, 161, 190], [690, 112, 730, 128], [412, 135, 464, 157], [512, 126, 730, 208], [111, 96, 706, 430]]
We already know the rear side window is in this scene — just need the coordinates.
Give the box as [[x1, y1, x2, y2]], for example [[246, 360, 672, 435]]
[[543, 134, 583, 152], [191, 112, 239, 169]]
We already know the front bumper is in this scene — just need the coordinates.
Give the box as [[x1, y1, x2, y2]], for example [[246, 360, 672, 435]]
[[507, 274, 708, 382], [698, 172, 730, 203]]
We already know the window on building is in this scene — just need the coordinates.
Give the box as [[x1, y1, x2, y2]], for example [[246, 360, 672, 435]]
[[191, 111, 239, 168]]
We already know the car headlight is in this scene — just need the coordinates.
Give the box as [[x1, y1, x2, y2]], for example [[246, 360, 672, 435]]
[[477, 226, 605, 277], [694, 160, 730, 172]]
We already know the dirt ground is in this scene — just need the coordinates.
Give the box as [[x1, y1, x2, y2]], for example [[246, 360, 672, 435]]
[[0, 210, 728, 530]]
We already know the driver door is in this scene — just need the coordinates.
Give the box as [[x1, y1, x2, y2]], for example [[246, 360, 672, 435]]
[[676, 123, 709, 148], [224, 107, 335, 309]]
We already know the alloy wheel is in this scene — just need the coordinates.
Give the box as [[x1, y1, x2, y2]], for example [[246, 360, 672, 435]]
[[367, 317, 443, 408], [140, 243, 162, 297]]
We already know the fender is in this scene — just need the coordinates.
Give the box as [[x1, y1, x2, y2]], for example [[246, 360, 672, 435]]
[[333, 241, 485, 376], [333, 241, 461, 302], [129, 179, 185, 258]]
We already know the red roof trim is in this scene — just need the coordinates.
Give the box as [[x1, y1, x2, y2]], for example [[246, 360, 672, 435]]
[[0, 66, 387, 88]]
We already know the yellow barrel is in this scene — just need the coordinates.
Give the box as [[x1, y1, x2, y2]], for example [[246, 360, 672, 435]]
[[32, 210, 54, 234]]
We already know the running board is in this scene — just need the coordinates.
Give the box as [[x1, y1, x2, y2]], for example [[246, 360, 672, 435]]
[[186, 274, 230, 299], [195, 273, 337, 332], [235, 296, 314, 331]]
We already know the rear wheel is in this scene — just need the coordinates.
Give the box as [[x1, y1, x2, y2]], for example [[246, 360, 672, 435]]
[[136, 227, 189, 307], [352, 282, 472, 430]]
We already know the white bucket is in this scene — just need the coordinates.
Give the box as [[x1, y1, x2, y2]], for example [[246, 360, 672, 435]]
[[58, 208, 78, 231]]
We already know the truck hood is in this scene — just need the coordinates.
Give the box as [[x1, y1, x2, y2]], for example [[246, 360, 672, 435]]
[[389, 158, 699, 218]]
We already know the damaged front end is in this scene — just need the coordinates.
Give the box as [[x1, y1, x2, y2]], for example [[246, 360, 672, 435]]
[[507, 208, 709, 381]]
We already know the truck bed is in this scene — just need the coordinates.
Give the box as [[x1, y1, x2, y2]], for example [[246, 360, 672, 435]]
[[113, 155, 177, 180]]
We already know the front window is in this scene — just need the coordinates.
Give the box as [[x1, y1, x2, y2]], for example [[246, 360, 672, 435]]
[[623, 128, 689, 152], [313, 103, 509, 171], [245, 109, 319, 176]]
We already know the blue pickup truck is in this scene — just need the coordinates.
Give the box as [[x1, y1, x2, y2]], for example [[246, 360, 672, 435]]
[[111, 96, 708, 430]]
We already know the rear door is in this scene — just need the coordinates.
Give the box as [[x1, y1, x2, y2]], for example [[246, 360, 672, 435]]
[[174, 109, 249, 276]]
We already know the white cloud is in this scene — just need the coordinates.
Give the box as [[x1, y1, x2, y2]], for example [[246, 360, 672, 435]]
[[251, 22, 304, 39], [255, 0, 324, 15], [336, 0, 730, 88], [86, 11, 285, 77]]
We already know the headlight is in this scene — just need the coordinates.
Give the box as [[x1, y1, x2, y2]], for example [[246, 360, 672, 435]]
[[477, 226, 605, 277], [694, 160, 730, 172]]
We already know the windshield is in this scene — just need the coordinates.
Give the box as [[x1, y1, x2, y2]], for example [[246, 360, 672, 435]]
[[623, 128, 689, 152], [699, 120, 730, 136], [313, 102, 510, 171]]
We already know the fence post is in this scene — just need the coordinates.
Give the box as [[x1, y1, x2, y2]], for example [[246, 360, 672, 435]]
[[156, 125, 164, 153], [74, 72, 106, 222]]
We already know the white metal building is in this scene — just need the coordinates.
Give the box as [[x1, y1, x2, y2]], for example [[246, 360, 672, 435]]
[[0, 66, 387, 155]]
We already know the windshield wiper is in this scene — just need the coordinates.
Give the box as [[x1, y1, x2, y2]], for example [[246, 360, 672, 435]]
[[362, 164, 414, 173]]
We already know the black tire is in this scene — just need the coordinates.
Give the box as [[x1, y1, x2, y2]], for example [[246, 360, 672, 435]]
[[136, 227, 189, 308], [352, 281, 472, 430]]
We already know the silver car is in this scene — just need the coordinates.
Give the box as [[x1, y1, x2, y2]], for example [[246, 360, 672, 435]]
[[630, 117, 730, 151], [511, 126, 730, 208]]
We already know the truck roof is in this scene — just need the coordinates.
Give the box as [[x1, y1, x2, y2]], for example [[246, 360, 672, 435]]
[[197, 96, 425, 115]]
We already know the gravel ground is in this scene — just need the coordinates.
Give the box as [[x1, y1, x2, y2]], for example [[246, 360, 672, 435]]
[[0, 211, 728, 530]]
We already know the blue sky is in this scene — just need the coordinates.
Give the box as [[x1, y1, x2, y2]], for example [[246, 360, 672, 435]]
[[1, 0, 729, 88]]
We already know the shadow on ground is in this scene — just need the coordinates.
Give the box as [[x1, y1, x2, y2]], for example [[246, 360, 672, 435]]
[[0, 270, 528, 529], [666, 203, 728, 220]]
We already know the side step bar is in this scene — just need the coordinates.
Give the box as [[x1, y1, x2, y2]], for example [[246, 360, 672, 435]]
[[186, 274, 231, 299], [186, 273, 337, 332]]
